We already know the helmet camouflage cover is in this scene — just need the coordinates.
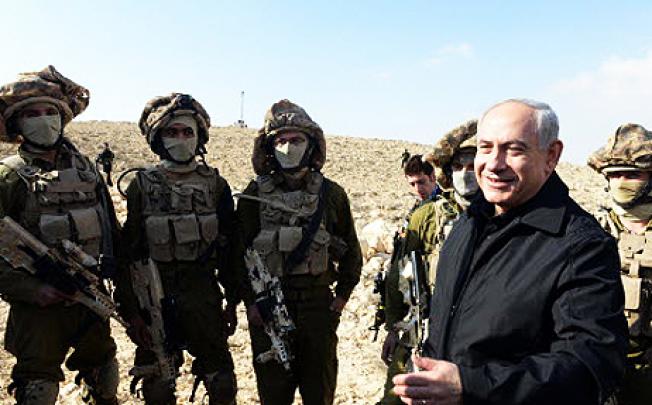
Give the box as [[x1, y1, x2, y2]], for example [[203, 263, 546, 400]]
[[0, 65, 90, 141], [588, 123, 652, 173], [138, 93, 211, 153], [428, 119, 477, 189], [252, 99, 326, 175]]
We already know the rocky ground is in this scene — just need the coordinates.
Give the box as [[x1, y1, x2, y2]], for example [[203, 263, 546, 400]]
[[0, 122, 610, 404]]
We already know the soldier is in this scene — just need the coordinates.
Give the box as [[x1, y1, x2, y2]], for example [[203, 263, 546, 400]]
[[96, 142, 115, 186], [379, 119, 479, 405], [115, 93, 239, 404], [237, 99, 362, 405], [588, 123, 652, 404], [401, 148, 410, 168], [0, 66, 120, 404]]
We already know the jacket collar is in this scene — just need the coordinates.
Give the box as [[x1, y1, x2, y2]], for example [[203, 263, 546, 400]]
[[469, 171, 568, 234]]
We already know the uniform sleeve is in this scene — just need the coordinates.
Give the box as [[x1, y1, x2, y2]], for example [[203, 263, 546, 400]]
[[235, 181, 261, 306], [215, 182, 244, 306], [113, 178, 144, 321], [328, 182, 363, 301], [458, 231, 627, 404], [0, 169, 44, 303]]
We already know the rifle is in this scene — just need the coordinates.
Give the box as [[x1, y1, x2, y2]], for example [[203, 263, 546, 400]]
[[245, 247, 295, 373], [394, 250, 431, 371], [128, 258, 178, 394], [0, 216, 127, 327], [368, 268, 386, 341]]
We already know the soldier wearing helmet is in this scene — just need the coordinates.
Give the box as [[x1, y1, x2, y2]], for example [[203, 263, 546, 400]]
[[378, 119, 479, 405], [114, 94, 240, 404], [236, 99, 362, 404], [589, 123, 652, 404], [0, 66, 120, 404]]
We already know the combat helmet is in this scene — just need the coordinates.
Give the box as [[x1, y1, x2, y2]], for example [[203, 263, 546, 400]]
[[589, 123, 652, 209], [0, 65, 90, 141], [252, 99, 326, 175], [138, 93, 211, 158], [588, 123, 652, 173], [428, 119, 477, 190]]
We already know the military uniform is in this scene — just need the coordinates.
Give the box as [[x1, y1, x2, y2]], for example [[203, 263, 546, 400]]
[[0, 66, 119, 404], [114, 94, 240, 405], [380, 119, 477, 405], [238, 100, 362, 405], [589, 124, 652, 405]]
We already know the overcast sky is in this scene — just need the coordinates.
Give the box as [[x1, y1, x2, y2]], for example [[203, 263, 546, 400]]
[[3, 0, 652, 163]]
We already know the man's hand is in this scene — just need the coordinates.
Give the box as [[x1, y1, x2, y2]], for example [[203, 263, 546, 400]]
[[126, 315, 153, 350], [382, 330, 399, 365], [224, 302, 238, 336], [329, 296, 347, 313], [392, 356, 463, 405], [33, 285, 70, 307], [247, 304, 264, 328]]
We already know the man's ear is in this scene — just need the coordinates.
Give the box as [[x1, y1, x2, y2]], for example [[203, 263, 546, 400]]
[[545, 140, 563, 175]]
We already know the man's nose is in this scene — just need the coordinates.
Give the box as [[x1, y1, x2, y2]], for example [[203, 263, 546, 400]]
[[484, 149, 505, 172]]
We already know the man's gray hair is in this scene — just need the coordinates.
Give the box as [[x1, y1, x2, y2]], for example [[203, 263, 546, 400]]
[[480, 98, 559, 149]]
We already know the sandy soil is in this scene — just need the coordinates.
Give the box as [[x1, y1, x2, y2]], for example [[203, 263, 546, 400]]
[[0, 122, 610, 404]]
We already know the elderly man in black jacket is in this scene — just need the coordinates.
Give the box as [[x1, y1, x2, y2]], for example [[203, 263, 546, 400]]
[[392, 99, 627, 405]]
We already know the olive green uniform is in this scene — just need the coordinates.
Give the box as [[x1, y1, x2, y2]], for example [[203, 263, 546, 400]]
[[237, 173, 362, 405], [380, 191, 460, 405], [114, 164, 241, 404], [597, 208, 652, 405], [0, 142, 119, 403]]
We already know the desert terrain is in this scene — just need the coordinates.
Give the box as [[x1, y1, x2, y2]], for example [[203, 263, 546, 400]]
[[0, 122, 610, 404]]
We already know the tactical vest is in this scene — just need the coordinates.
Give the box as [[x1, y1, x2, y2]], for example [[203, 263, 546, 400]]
[[252, 172, 330, 277], [0, 151, 104, 258], [598, 208, 652, 337], [139, 165, 223, 263]]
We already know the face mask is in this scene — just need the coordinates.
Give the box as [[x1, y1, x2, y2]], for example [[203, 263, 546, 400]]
[[452, 170, 478, 198], [274, 141, 308, 169], [162, 135, 197, 162], [609, 177, 648, 205], [612, 201, 652, 221], [19, 115, 61, 147]]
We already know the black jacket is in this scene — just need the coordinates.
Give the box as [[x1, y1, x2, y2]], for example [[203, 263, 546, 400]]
[[424, 172, 627, 404]]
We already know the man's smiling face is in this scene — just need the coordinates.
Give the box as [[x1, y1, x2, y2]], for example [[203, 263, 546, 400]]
[[475, 101, 561, 214]]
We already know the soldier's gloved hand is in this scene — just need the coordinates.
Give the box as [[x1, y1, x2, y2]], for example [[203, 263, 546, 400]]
[[33, 285, 70, 307], [224, 302, 238, 336], [127, 315, 153, 349], [329, 296, 347, 314], [382, 330, 399, 365], [247, 304, 264, 328]]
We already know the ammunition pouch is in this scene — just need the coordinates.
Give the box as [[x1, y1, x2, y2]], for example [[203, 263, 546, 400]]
[[253, 226, 331, 277]]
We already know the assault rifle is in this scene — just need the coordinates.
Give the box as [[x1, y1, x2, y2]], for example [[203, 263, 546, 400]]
[[245, 247, 295, 373], [368, 268, 386, 341], [0, 216, 127, 327], [128, 258, 178, 394], [394, 251, 430, 371]]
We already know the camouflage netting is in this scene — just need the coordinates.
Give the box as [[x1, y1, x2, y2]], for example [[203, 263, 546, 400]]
[[0, 65, 90, 141], [427, 119, 477, 189], [139, 93, 211, 151], [252, 99, 326, 175], [588, 123, 652, 173]]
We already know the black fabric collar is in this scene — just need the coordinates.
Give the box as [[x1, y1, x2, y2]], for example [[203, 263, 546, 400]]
[[468, 171, 569, 234]]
